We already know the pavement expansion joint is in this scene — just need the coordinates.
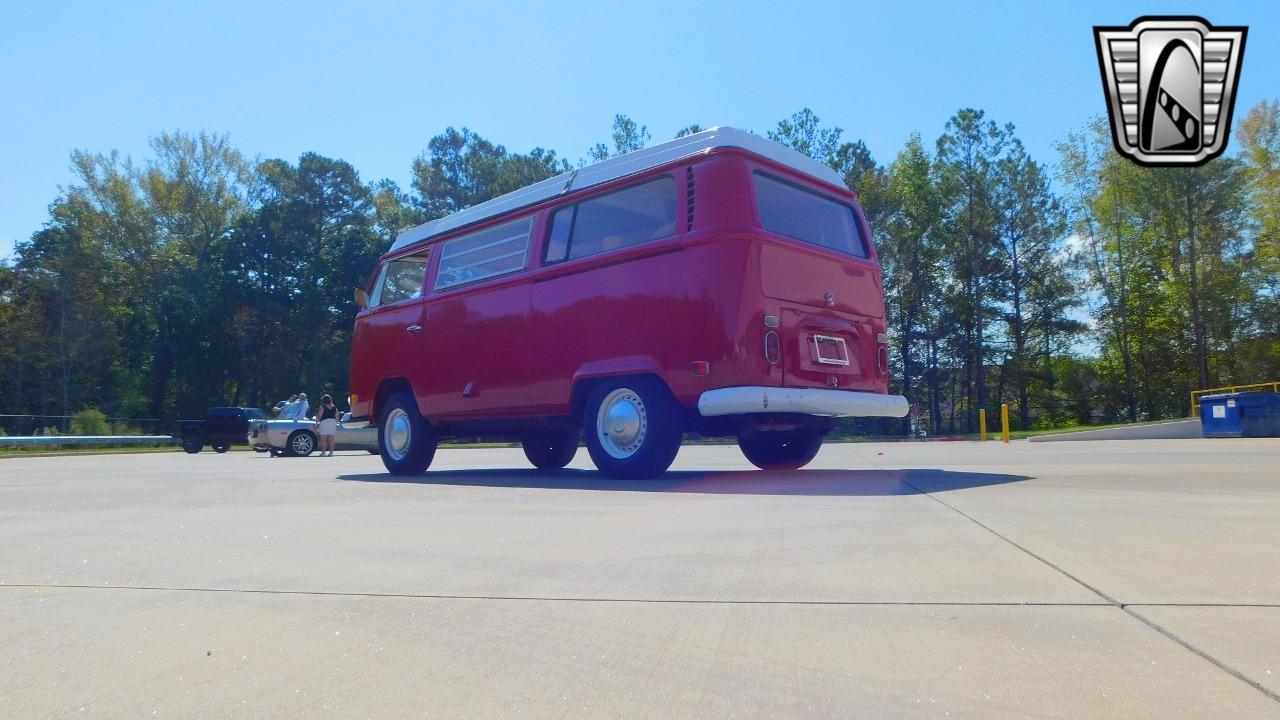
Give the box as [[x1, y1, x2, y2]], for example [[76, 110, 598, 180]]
[[1, 583, 1112, 606], [4, 585, 1276, 610], [1122, 602, 1280, 608]]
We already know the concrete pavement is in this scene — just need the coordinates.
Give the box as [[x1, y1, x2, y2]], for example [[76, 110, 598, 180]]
[[1, 439, 1278, 718]]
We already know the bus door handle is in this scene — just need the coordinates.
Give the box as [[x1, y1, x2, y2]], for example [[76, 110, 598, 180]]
[[406, 324, 422, 334]]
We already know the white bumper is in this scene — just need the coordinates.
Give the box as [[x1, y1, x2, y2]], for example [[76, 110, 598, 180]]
[[697, 386, 909, 418]]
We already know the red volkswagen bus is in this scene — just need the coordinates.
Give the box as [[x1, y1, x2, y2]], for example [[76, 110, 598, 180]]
[[348, 127, 907, 478]]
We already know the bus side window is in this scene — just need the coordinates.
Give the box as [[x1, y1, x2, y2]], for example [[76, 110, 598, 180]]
[[545, 206, 574, 264], [568, 177, 676, 260], [434, 217, 533, 290], [542, 177, 677, 264]]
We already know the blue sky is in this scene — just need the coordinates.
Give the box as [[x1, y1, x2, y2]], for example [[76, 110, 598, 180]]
[[1, 0, 1276, 260]]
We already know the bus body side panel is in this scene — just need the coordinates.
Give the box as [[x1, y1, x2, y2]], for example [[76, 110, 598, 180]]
[[418, 274, 533, 419], [523, 155, 778, 416], [526, 244, 696, 415]]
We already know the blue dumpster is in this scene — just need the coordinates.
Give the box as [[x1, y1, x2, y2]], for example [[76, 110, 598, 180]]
[[1199, 391, 1280, 438]]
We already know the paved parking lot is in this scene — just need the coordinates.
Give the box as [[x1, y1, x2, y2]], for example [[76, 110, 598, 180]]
[[2, 439, 1279, 718]]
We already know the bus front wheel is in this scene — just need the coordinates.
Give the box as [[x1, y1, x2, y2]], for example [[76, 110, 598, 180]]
[[379, 392, 436, 475]]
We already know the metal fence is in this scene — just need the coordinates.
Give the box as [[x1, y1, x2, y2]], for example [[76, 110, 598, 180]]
[[0, 435, 177, 447], [0, 414, 176, 448], [0, 414, 170, 436]]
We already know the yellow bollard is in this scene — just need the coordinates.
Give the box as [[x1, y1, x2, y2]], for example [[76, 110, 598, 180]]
[[979, 408, 987, 441], [1001, 403, 1010, 444]]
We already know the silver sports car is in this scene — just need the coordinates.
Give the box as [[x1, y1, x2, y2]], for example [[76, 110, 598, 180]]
[[250, 413, 379, 457]]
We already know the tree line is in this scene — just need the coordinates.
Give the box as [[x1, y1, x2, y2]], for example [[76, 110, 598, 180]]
[[1, 105, 1276, 434]]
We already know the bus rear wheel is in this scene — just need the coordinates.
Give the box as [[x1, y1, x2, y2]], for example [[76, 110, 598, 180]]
[[584, 377, 682, 480], [737, 430, 824, 471]]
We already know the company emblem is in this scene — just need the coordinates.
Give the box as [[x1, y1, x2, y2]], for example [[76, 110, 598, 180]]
[[1094, 16, 1246, 166]]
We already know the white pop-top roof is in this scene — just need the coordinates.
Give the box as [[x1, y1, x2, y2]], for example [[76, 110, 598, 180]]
[[387, 126, 845, 253]]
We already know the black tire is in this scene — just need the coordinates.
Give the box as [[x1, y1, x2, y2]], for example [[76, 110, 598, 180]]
[[181, 432, 204, 454], [269, 449, 285, 457], [737, 430, 824, 471], [212, 442, 230, 454], [584, 377, 683, 480], [522, 426, 579, 470], [286, 430, 317, 457], [378, 391, 436, 475]]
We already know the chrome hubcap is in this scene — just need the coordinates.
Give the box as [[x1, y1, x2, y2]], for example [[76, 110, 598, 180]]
[[292, 433, 314, 454], [597, 388, 647, 459], [384, 408, 412, 461]]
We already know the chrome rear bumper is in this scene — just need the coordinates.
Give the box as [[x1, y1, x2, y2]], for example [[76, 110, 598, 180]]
[[697, 387, 909, 418]]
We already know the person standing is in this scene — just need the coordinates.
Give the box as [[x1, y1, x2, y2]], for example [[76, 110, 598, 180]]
[[294, 392, 310, 420], [315, 394, 339, 456]]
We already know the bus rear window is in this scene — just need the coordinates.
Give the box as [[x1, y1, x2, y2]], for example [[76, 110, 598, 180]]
[[753, 172, 866, 257]]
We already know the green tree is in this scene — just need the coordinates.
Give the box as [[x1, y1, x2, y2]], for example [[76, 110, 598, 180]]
[[935, 109, 1010, 429], [1237, 100, 1280, 274], [413, 128, 570, 219], [589, 114, 651, 162], [1236, 100, 1280, 380], [1058, 120, 1150, 420], [223, 153, 383, 407], [1059, 115, 1253, 420], [369, 179, 422, 239], [993, 140, 1068, 425], [9, 148, 145, 418], [768, 108, 843, 163], [878, 134, 943, 432], [1025, 263, 1088, 424], [494, 147, 571, 195], [1143, 162, 1250, 392], [138, 131, 251, 416], [412, 128, 508, 219]]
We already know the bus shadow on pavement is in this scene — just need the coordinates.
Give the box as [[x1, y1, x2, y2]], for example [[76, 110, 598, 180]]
[[335, 468, 1031, 496]]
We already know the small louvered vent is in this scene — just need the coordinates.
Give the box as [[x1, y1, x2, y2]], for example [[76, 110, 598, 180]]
[[686, 166, 695, 231]]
